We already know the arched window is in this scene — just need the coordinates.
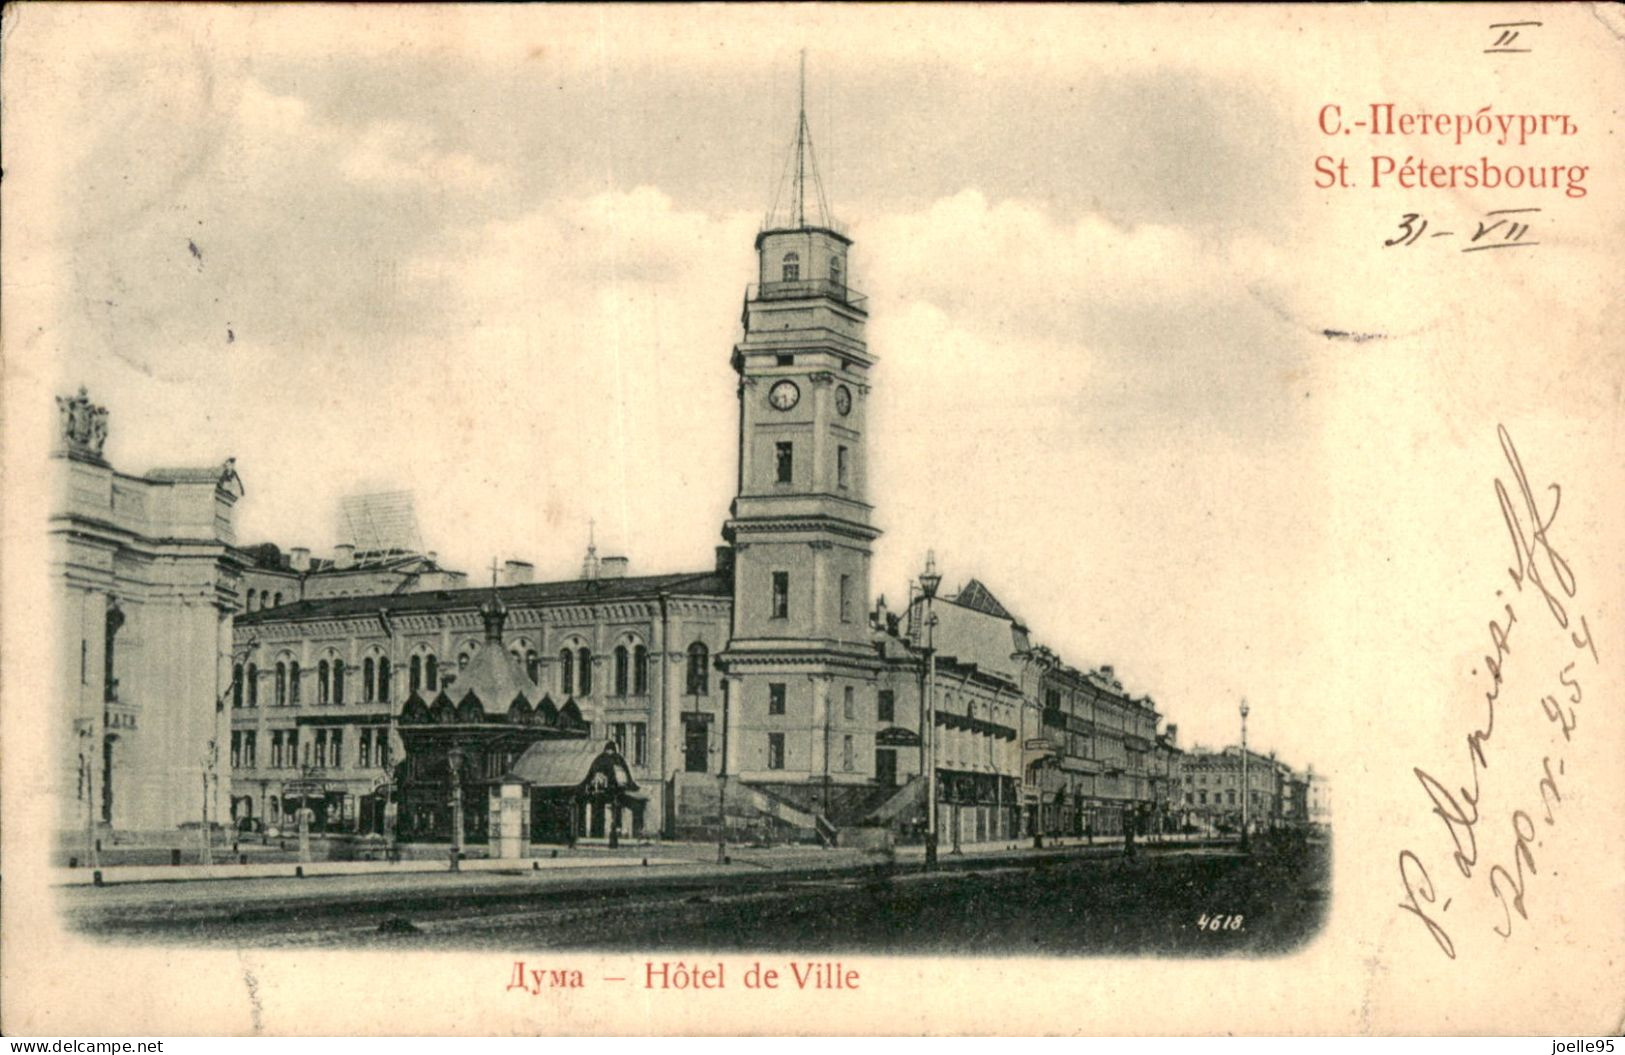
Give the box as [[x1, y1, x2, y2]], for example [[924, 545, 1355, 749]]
[[246, 663, 259, 707], [425, 654, 438, 691], [232, 664, 244, 709], [686, 642, 709, 696], [378, 658, 391, 703], [409, 654, 422, 694], [614, 646, 629, 697], [275, 661, 288, 706], [332, 658, 346, 705], [525, 650, 541, 683], [781, 251, 800, 282], [458, 649, 472, 671], [559, 649, 574, 696], [363, 657, 375, 701], [317, 660, 330, 705], [633, 645, 649, 696], [577, 647, 593, 696], [830, 255, 843, 287], [290, 661, 301, 705], [246, 589, 256, 612], [273, 592, 283, 607]]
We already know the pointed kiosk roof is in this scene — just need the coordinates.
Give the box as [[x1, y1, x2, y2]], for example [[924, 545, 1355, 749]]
[[445, 584, 543, 710]]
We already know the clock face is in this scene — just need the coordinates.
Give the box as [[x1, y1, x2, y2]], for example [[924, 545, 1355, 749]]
[[835, 385, 852, 416], [768, 379, 800, 411]]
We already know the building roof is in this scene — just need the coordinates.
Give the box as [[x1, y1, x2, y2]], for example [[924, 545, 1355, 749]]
[[951, 578, 1015, 621], [446, 611, 544, 709], [236, 543, 443, 575], [145, 467, 227, 483], [237, 569, 730, 624], [508, 739, 639, 792]]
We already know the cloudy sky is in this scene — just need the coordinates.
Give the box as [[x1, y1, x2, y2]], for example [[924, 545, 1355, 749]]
[[9, 5, 1619, 769]]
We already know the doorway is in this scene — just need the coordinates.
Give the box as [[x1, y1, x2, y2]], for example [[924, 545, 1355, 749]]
[[874, 748, 897, 787], [683, 719, 709, 773]]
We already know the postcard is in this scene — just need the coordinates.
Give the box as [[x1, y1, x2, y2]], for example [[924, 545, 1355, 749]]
[[2, 2, 1621, 1037]]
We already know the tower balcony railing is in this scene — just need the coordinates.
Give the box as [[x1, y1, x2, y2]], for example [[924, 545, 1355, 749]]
[[748, 279, 867, 311]]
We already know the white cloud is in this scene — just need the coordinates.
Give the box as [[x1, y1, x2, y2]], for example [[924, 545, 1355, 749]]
[[339, 120, 509, 192]]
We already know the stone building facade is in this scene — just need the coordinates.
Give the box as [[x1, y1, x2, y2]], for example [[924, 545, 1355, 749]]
[[51, 387, 244, 834], [230, 559, 732, 833], [1175, 746, 1291, 835]]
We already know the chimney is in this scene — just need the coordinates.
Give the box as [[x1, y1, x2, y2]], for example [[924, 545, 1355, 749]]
[[503, 559, 534, 585], [427, 550, 439, 567], [714, 545, 735, 577], [599, 556, 629, 580], [1165, 723, 1178, 746], [289, 547, 311, 572], [333, 543, 355, 569]]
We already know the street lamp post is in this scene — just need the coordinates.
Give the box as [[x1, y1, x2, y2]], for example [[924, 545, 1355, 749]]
[[919, 551, 942, 871], [447, 744, 466, 869], [1269, 749, 1279, 833], [717, 677, 729, 865], [1239, 699, 1251, 854], [76, 719, 99, 872]]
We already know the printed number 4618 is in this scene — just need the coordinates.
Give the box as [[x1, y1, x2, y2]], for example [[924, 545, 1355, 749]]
[[1198, 914, 1245, 932]]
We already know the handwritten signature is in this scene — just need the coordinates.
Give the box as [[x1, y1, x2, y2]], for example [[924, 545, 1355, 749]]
[[1398, 425, 1600, 960]]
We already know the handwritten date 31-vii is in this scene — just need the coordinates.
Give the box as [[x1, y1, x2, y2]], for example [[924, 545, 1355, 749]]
[[1398, 425, 1600, 960]]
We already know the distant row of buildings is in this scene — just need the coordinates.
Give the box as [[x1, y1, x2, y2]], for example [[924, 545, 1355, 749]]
[[52, 103, 1326, 852]]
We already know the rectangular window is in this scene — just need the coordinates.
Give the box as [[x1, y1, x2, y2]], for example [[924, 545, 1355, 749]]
[[270, 733, 282, 769], [359, 729, 372, 769], [245, 732, 256, 769], [842, 734, 854, 772], [297, 734, 308, 769], [330, 730, 343, 769], [231, 731, 241, 769], [768, 683, 786, 715], [632, 723, 648, 767], [771, 572, 789, 619], [877, 689, 895, 723], [768, 733, 785, 770], [839, 574, 852, 623], [775, 441, 793, 484], [843, 685, 855, 720], [378, 728, 391, 769], [837, 445, 849, 489], [611, 722, 627, 755], [315, 730, 328, 769]]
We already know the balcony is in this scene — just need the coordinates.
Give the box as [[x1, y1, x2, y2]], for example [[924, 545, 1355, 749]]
[[748, 279, 867, 312]]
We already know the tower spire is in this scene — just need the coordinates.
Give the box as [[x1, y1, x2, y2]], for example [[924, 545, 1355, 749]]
[[766, 51, 834, 232], [580, 518, 600, 581], [795, 49, 807, 228], [480, 556, 508, 642]]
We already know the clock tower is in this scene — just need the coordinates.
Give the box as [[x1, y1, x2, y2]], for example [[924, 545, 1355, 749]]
[[718, 76, 881, 792]]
